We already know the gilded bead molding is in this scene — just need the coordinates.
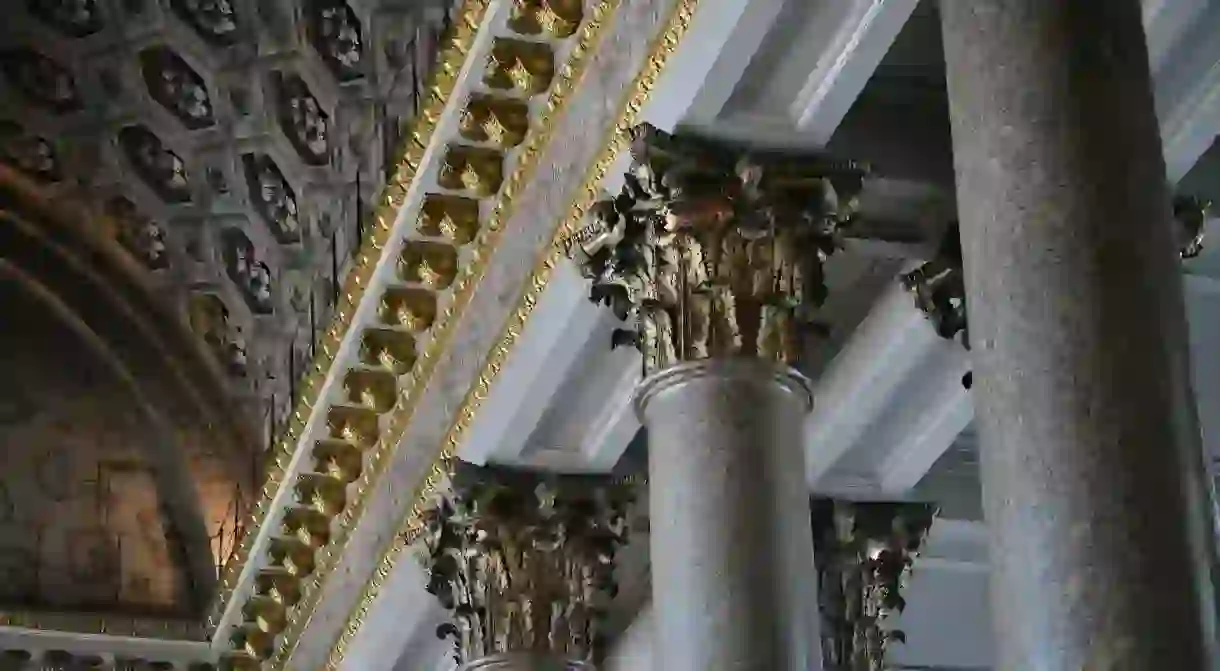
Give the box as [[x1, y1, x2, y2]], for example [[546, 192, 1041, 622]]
[[213, 0, 634, 668], [320, 1, 702, 669]]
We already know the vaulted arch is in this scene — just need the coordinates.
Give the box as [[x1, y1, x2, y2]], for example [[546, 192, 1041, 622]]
[[0, 167, 259, 619]]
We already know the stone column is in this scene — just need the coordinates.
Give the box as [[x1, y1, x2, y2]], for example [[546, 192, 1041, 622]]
[[939, 3, 1217, 669], [417, 461, 632, 671], [569, 124, 871, 671], [637, 360, 819, 671]]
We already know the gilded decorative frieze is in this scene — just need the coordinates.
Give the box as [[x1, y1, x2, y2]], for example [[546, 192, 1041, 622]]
[[341, 369, 398, 413], [216, 0, 627, 667], [485, 39, 556, 95], [459, 96, 530, 149], [399, 240, 460, 289], [418, 462, 632, 669], [567, 123, 868, 373], [811, 500, 937, 671], [900, 223, 966, 345], [311, 439, 365, 483], [378, 287, 438, 331], [358, 328, 418, 373], [439, 146, 506, 196], [321, 1, 700, 668], [509, 0, 583, 38]]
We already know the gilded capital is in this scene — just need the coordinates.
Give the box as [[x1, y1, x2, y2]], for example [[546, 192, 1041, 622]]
[[417, 462, 632, 670], [567, 123, 869, 374], [812, 499, 937, 671]]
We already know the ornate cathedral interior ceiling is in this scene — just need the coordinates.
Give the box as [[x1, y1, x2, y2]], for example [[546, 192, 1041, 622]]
[[0, 170, 253, 640], [305, 0, 1220, 669], [0, 0, 459, 665], [3, 0, 1217, 669]]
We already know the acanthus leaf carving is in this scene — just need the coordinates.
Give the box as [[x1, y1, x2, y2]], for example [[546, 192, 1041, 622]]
[[417, 461, 632, 669], [903, 195, 1209, 359], [812, 499, 937, 671], [567, 123, 868, 375]]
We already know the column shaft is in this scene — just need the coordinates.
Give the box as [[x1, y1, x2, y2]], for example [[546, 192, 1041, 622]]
[[637, 360, 821, 671], [940, 3, 1216, 668]]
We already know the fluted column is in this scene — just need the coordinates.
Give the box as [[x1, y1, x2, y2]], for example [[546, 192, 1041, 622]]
[[568, 124, 871, 671], [940, 3, 1218, 669], [418, 462, 632, 671]]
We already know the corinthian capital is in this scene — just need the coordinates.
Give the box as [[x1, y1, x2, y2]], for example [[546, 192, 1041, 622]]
[[812, 499, 938, 671], [567, 123, 869, 374], [417, 462, 633, 670]]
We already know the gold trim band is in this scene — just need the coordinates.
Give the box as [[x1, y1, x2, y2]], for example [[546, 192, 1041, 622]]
[[321, 1, 700, 668], [233, 1, 631, 667]]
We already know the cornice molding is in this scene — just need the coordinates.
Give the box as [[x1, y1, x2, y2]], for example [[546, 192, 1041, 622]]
[[211, 0, 648, 668], [317, 1, 702, 668]]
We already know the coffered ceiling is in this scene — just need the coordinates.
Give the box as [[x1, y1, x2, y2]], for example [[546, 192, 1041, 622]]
[[0, 0, 455, 665]]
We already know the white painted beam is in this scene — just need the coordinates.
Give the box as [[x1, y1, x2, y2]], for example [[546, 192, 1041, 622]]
[[789, 0, 921, 144], [804, 282, 941, 486], [1144, 0, 1208, 72], [659, 0, 788, 128], [336, 560, 448, 671], [874, 346, 973, 493], [460, 261, 608, 465], [1155, 0, 1220, 183]]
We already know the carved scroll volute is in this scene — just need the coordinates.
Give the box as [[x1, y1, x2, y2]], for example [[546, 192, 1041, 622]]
[[566, 122, 869, 375], [417, 462, 632, 669], [812, 499, 937, 671]]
